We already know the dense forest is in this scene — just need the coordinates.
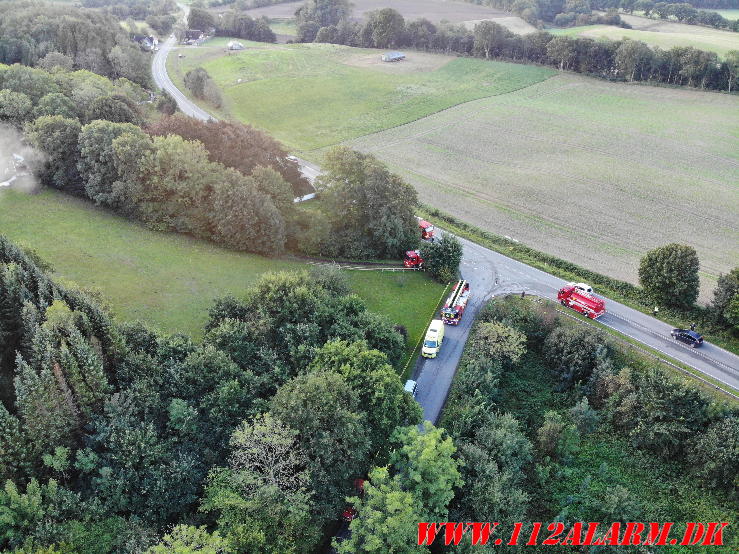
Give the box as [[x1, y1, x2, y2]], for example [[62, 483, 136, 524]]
[[0, 237, 430, 551], [296, 2, 738, 91], [433, 295, 739, 552], [0, 0, 163, 87]]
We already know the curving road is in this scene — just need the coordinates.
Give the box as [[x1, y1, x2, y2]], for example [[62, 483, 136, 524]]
[[151, 30, 739, 418]]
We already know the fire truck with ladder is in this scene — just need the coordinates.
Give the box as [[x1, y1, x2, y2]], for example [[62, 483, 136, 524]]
[[557, 284, 606, 319], [418, 220, 435, 241], [442, 280, 470, 325]]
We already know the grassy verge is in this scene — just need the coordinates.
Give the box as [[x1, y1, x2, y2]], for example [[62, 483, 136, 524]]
[[346, 271, 448, 371], [0, 189, 445, 349], [417, 205, 739, 356], [399, 281, 451, 380]]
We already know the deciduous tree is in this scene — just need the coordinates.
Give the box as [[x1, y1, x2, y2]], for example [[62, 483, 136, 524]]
[[638, 243, 700, 308]]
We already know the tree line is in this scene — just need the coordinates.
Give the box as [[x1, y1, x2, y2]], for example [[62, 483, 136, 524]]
[[0, 241, 434, 551], [621, 1, 738, 31], [462, 0, 738, 29], [0, 1, 154, 88], [639, 243, 739, 334], [186, 6, 276, 42], [296, 1, 738, 92], [3, 61, 427, 264]]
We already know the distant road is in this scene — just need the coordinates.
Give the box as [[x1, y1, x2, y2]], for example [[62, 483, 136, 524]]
[[151, 30, 739, 418], [151, 17, 320, 184]]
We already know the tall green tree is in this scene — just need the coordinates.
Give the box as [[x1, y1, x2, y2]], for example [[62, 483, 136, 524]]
[[336, 466, 425, 554], [77, 119, 148, 207], [638, 243, 700, 308], [308, 340, 422, 462], [710, 267, 739, 327], [296, 0, 352, 28], [0, 90, 32, 127], [421, 234, 463, 283], [469, 322, 526, 366], [26, 115, 83, 194], [201, 414, 315, 553], [319, 147, 418, 259], [364, 8, 405, 48], [270, 370, 370, 523], [389, 422, 463, 520]]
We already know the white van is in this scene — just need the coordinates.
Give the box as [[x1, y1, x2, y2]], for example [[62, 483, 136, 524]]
[[404, 379, 418, 398], [567, 282, 593, 294], [421, 320, 445, 358]]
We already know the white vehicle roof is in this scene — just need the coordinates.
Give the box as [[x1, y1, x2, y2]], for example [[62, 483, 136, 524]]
[[404, 379, 417, 393]]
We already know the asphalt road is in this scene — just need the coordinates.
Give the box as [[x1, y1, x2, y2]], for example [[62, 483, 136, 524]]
[[152, 30, 739, 421], [413, 236, 739, 423]]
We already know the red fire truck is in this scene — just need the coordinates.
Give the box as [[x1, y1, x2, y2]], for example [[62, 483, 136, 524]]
[[403, 250, 424, 269], [557, 284, 606, 319], [419, 220, 435, 241], [442, 280, 471, 325]]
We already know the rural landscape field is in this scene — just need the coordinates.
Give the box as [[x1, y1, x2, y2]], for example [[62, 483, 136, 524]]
[[0, 188, 445, 358], [170, 37, 738, 300], [167, 40, 555, 150], [349, 73, 739, 299], [552, 12, 739, 56]]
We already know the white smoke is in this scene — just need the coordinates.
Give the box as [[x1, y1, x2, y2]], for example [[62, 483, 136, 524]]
[[0, 124, 42, 195]]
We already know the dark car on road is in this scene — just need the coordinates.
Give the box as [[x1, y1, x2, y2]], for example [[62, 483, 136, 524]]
[[671, 329, 704, 348]]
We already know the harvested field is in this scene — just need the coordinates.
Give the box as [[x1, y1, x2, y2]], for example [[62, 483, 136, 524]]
[[348, 74, 739, 301], [552, 14, 739, 57], [242, 0, 533, 33], [244, 0, 507, 22]]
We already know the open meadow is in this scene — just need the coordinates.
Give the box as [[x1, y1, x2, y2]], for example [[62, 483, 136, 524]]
[[551, 13, 739, 57], [167, 41, 555, 151], [348, 73, 739, 301], [0, 188, 446, 360]]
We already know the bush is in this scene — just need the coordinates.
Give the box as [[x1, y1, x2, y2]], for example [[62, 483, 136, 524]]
[[543, 326, 609, 390]]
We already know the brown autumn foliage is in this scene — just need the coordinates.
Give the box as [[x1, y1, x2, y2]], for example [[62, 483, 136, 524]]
[[147, 114, 312, 195]]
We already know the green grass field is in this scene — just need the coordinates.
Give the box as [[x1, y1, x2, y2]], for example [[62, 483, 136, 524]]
[[269, 20, 297, 37], [550, 22, 739, 57], [708, 9, 739, 20], [167, 41, 555, 152], [0, 189, 445, 361]]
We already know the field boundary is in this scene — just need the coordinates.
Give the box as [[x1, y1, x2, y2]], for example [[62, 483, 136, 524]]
[[301, 53, 557, 156]]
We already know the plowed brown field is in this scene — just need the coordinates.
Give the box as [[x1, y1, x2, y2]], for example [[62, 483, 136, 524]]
[[348, 74, 739, 301]]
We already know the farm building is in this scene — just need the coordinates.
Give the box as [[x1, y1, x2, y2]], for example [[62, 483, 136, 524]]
[[182, 29, 205, 45], [382, 51, 406, 62], [227, 41, 245, 50]]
